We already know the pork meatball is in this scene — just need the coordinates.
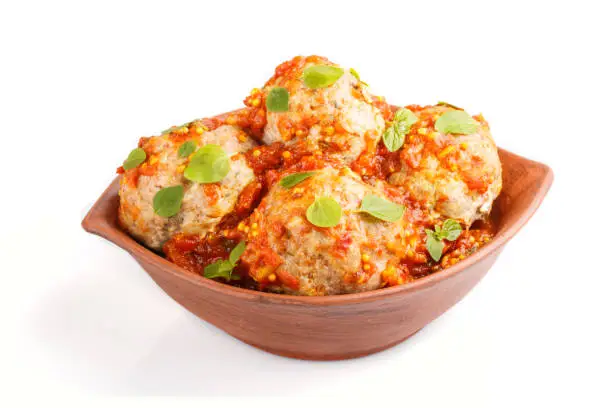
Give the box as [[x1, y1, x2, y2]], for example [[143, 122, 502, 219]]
[[241, 167, 418, 295], [388, 105, 502, 226], [257, 55, 385, 163], [118, 123, 257, 250]]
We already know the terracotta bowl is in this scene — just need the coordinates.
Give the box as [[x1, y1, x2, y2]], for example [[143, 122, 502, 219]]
[[82, 145, 552, 360]]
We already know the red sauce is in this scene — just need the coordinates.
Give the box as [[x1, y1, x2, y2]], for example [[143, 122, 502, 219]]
[[122, 58, 498, 293], [245, 142, 285, 176], [353, 140, 402, 180], [333, 233, 353, 256], [160, 103, 497, 290], [163, 233, 231, 274], [216, 180, 265, 234], [162, 233, 258, 289]]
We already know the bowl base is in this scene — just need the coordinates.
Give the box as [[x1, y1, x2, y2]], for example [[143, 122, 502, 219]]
[[238, 328, 422, 361]]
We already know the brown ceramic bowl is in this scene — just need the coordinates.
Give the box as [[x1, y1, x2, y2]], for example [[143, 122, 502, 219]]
[[82, 132, 552, 360]]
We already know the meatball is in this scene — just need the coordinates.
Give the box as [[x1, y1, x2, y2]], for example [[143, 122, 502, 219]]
[[388, 105, 502, 226], [259, 55, 385, 163], [118, 124, 257, 250], [241, 167, 418, 295]]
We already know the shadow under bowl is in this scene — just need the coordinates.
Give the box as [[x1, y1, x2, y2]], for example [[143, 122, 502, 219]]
[[82, 147, 553, 360]]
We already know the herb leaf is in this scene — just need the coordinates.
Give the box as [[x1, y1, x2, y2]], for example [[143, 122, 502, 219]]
[[203, 241, 246, 281], [280, 171, 317, 188], [203, 260, 239, 281], [266, 87, 290, 112], [350, 68, 369, 86], [393, 108, 418, 135], [434, 110, 479, 135], [153, 185, 184, 217], [383, 108, 418, 152], [441, 219, 462, 241], [383, 127, 404, 152], [229, 241, 246, 265], [178, 140, 197, 158], [426, 231, 444, 262], [306, 197, 342, 227], [359, 194, 405, 222], [162, 121, 192, 135], [425, 219, 463, 261], [302, 65, 344, 89], [184, 144, 230, 184], [123, 148, 147, 170], [437, 101, 462, 110]]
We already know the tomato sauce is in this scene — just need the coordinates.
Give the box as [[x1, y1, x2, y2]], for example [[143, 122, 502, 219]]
[[164, 233, 231, 274], [129, 61, 498, 293], [161, 108, 497, 290]]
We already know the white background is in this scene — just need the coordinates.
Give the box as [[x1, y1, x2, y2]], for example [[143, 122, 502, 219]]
[[1, 0, 610, 406]]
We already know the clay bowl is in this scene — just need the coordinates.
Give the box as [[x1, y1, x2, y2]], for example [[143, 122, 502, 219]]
[[82, 145, 552, 360]]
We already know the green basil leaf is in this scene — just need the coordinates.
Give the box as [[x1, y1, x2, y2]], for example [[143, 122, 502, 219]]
[[393, 108, 418, 135], [383, 108, 418, 152], [382, 127, 404, 153], [442, 219, 462, 241], [306, 197, 342, 227], [426, 231, 444, 262], [280, 171, 317, 188], [437, 101, 461, 110], [153, 185, 184, 217], [203, 260, 236, 281], [302, 65, 344, 89], [184, 144, 230, 184], [434, 110, 479, 135], [266, 87, 290, 112], [350, 68, 369, 86], [229, 241, 246, 265], [162, 120, 193, 135], [178, 140, 197, 158], [123, 148, 146, 170], [359, 194, 405, 222]]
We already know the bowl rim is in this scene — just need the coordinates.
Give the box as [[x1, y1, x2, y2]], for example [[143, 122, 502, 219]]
[[83, 147, 553, 307]]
